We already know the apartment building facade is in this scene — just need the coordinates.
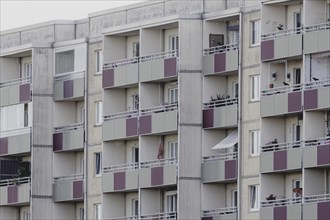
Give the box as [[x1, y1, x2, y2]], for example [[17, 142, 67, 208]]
[[0, 0, 329, 219]]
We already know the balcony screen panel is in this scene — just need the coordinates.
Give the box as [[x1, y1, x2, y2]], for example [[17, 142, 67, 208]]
[[0, 104, 24, 131], [212, 129, 238, 150], [55, 50, 74, 75]]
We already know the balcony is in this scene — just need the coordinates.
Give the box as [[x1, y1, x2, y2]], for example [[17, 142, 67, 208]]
[[303, 137, 330, 168], [260, 141, 302, 173], [107, 217, 138, 220], [304, 80, 330, 110], [139, 158, 177, 188], [203, 98, 238, 129], [0, 127, 31, 156], [303, 194, 330, 220], [261, 84, 302, 117], [103, 57, 139, 88], [0, 77, 31, 107], [202, 152, 237, 183], [140, 103, 178, 135], [102, 162, 139, 193], [203, 44, 239, 75], [53, 173, 83, 202], [103, 110, 138, 141], [0, 177, 30, 206], [54, 71, 85, 101], [139, 51, 178, 83], [140, 212, 177, 220], [304, 22, 330, 54], [53, 122, 84, 152], [202, 207, 237, 220], [260, 197, 302, 220]]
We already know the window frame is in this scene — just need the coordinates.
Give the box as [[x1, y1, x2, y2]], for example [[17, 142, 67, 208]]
[[23, 212, 31, 220], [95, 152, 102, 177], [251, 20, 261, 46], [250, 75, 260, 102], [133, 42, 140, 57], [131, 94, 139, 111], [95, 101, 103, 126], [95, 50, 103, 75], [169, 35, 179, 51], [132, 198, 139, 217], [94, 203, 101, 220], [250, 130, 260, 157], [292, 179, 302, 198], [166, 192, 177, 213], [167, 141, 178, 159], [168, 87, 178, 104], [249, 185, 260, 212], [23, 63, 32, 78]]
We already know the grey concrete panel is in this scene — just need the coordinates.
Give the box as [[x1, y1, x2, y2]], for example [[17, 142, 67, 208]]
[[140, 61, 152, 82], [260, 207, 274, 220], [139, 168, 151, 188], [163, 164, 177, 185], [213, 107, 224, 128], [226, 50, 239, 72], [73, 77, 84, 99], [274, 36, 288, 59], [0, 32, 20, 50], [125, 170, 138, 190], [225, 104, 238, 126], [19, 133, 31, 154], [54, 81, 63, 101], [75, 23, 89, 39], [203, 54, 214, 75], [102, 172, 114, 193], [0, 187, 8, 205], [53, 181, 72, 202], [304, 32, 318, 54], [303, 203, 317, 220], [127, 3, 164, 24], [165, 1, 202, 16], [73, 129, 84, 150], [8, 135, 20, 155], [318, 87, 330, 109], [89, 11, 126, 38], [114, 118, 126, 139], [164, 111, 178, 132], [63, 131, 73, 151], [126, 63, 138, 85], [0, 87, 9, 106], [261, 95, 275, 117], [287, 204, 301, 220], [274, 93, 288, 115], [114, 66, 126, 87], [21, 25, 54, 45], [54, 24, 75, 42], [152, 112, 165, 134], [8, 85, 19, 106], [213, 160, 225, 182], [151, 59, 164, 80], [202, 162, 213, 183], [103, 120, 115, 141], [18, 183, 30, 203], [303, 146, 317, 168], [260, 152, 274, 173], [288, 35, 302, 57], [287, 148, 301, 170], [318, 29, 330, 52]]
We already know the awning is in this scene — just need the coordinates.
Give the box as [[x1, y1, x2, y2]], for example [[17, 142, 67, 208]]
[[212, 129, 238, 150]]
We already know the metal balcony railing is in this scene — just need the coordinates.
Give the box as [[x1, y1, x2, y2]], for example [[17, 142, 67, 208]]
[[261, 197, 302, 207], [140, 212, 177, 219], [0, 177, 30, 187], [203, 43, 239, 55], [53, 122, 84, 133], [0, 126, 31, 138], [107, 216, 138, 220], [104, 57, 139, 70], [140, 158, 177, 169], [103, 110, 138, 122], [0, 76, 32, 88], [304, 136, 330, 147], [203, 98, 238, 110], [103, 162, 139, 173], [261, 84, 302, 96], [53, 173, 83, 183], [203, 152, 237, 163], [304, 79, 330, 90], [261, 27, 302, 41], [304, 194, 330, 203], [202, 207, 237, 217], [304, 22, 330, 32], [140, 50, 178, 62], [261, 140, 302, 152], [54, 70, 85, 82], [140, 103, 178, 116]]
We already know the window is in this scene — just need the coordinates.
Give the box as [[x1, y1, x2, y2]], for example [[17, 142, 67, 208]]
[[132, 94, 139, 111], [250, 130, 260, 156], [55, 50, 75, 74], [79, 208, 84, 220], [24, 103, 28, 127], [23, 63, 32, 78], [132, 199, 139, 217], [80, 107, 85, 123], [233, 82, 239, 98], [23, 212, 30, 220], [95, 101, 103, 126], [132, 147, 139, 164], [169, 35, 179, 51], [232, 190, 238, 207], [167, 194, 177, 213], [251, 20, 260, 46], [293, 68, 301, 85], [168, 88, 178, 103], [95, 50, 103, 75], [292, 180, 301, 197], [293, 124, 301, 142], [250, 75, 260, 101], [249, 185, 260, 211], [94, 203, 101, 220], [167, 142, 178, 159], [229, 30, 239, 45], [95, 153, 102, 177], [294, 12, 301, 33], [133, 42, 140, 57], [80, 157, 84, 174]]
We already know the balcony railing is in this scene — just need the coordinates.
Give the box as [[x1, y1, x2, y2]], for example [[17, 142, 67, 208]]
[[304, 194, 330, 203], [54, 71, 85, 81], [140, 103, 178, 116], [104, 57, 139, 70], [53, 173, 83, 183], [140, 50, 178, 62], [203, 98, 238, 110], [261, 197, 302, 207], [0, 76, 31, 88], [0, 177, 30, 187], [203, 43, 239, 55], [140, 212, 177, 219], [103, 162, 139, 173], [0, 126, 31, 138], [203, 152, 237, 163], [304, 79, 330, 90], [53, 122, 84, 133], [202, 207, 237, 217], [304, 22, 330, 33], [140, 158, 177, 169], [261, 140, 302, 152], [304, 136, 330, 147], [261, 84, 302, 96], [261, 27, 302, 41], [107, 216, 138, 220], [103, 110, 138, 122]]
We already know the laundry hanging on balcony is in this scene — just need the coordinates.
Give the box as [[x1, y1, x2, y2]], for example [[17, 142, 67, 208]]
[[212, 129, 238, 150]]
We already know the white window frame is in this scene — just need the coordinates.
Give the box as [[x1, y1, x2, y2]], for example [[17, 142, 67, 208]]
[[79, 208, 84, 220], [95, 152, 102, 177], [292, 179, 301, 198], [168, 87, 178, 103], [23, 212, 31, 220], [233, 82, 239, 98], [94, 203, 101, 220], [251, 20, 261, 46], [167, 141, 178, 159], [166, 192, 177, 213], [250, 75, 260, 101], [249, 185, 260, 211], [169, 35, 179, 51], [95, 50, 103, 75], [132, 198, 139, 217], [131, 94, 139, 111], [95, 101, 103, 126], [250, 130, 260, 157], [23, 63, 32, 78], [231, 189, 238, 207], [293, 124, 301, 142]]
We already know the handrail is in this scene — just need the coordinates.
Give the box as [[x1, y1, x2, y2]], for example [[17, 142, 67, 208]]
[[0, 177, 30, 187], [53, 122, 84, 133], [140, 158, 177, 169], [202, 207, 237, 217], [304, 79, 330, 90], [261, 27, 302, 41], [203, 152, 237, 163], [103, 110, 138, 122], [261, 140, 302, 152], [261, 197, 301, 207], [53, 173, 83, 183], [304, 193, 330, 203], [203, 98, 238, 110], [140, 50, 178, 62], [107, 216, 138, 220], [103, 162, 139, 173], [261, 84, 302, 96], [140, 212, 177, 219], [104, 57, 139, 70], [140, 103, 178, 116], [304, 136, 330, 147], [0, 126, 31, 138], [304, 22, 330, 32], [54, 70, 85, 81], [203, 43, 239, 55], [0, 76, 31, 88]]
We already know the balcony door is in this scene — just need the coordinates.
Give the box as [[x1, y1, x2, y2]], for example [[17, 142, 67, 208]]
[[294, 12, 301, 34], [293, 68, 301, 85]]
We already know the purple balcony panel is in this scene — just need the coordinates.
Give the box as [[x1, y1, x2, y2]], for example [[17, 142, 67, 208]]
[[225, 159, 237, 180], [63, 80, 74, 99], [140, 115, 152, 135], [114, 172, 126, 191], [317, 144, 330, 166], [53, 133, 63, 151], [164, 58, 177, 78], [274, 150, 287, 171], [318, 202, 330, 220], [288, 91, 302, 113], [261, 40, 274, 61], [274, 206, 287, 220], [126, 117, 138, 137], [203, 109, 214, 128], [0, 138, 8, 155], [304, 89, 318, 110], [7, 185, 18, 204], [151, 166, 163, 186], [72, 180, 83, 199], [19, 83, 31, 102], [214, 53, 226, 73], [102, 68, 114, 88]]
